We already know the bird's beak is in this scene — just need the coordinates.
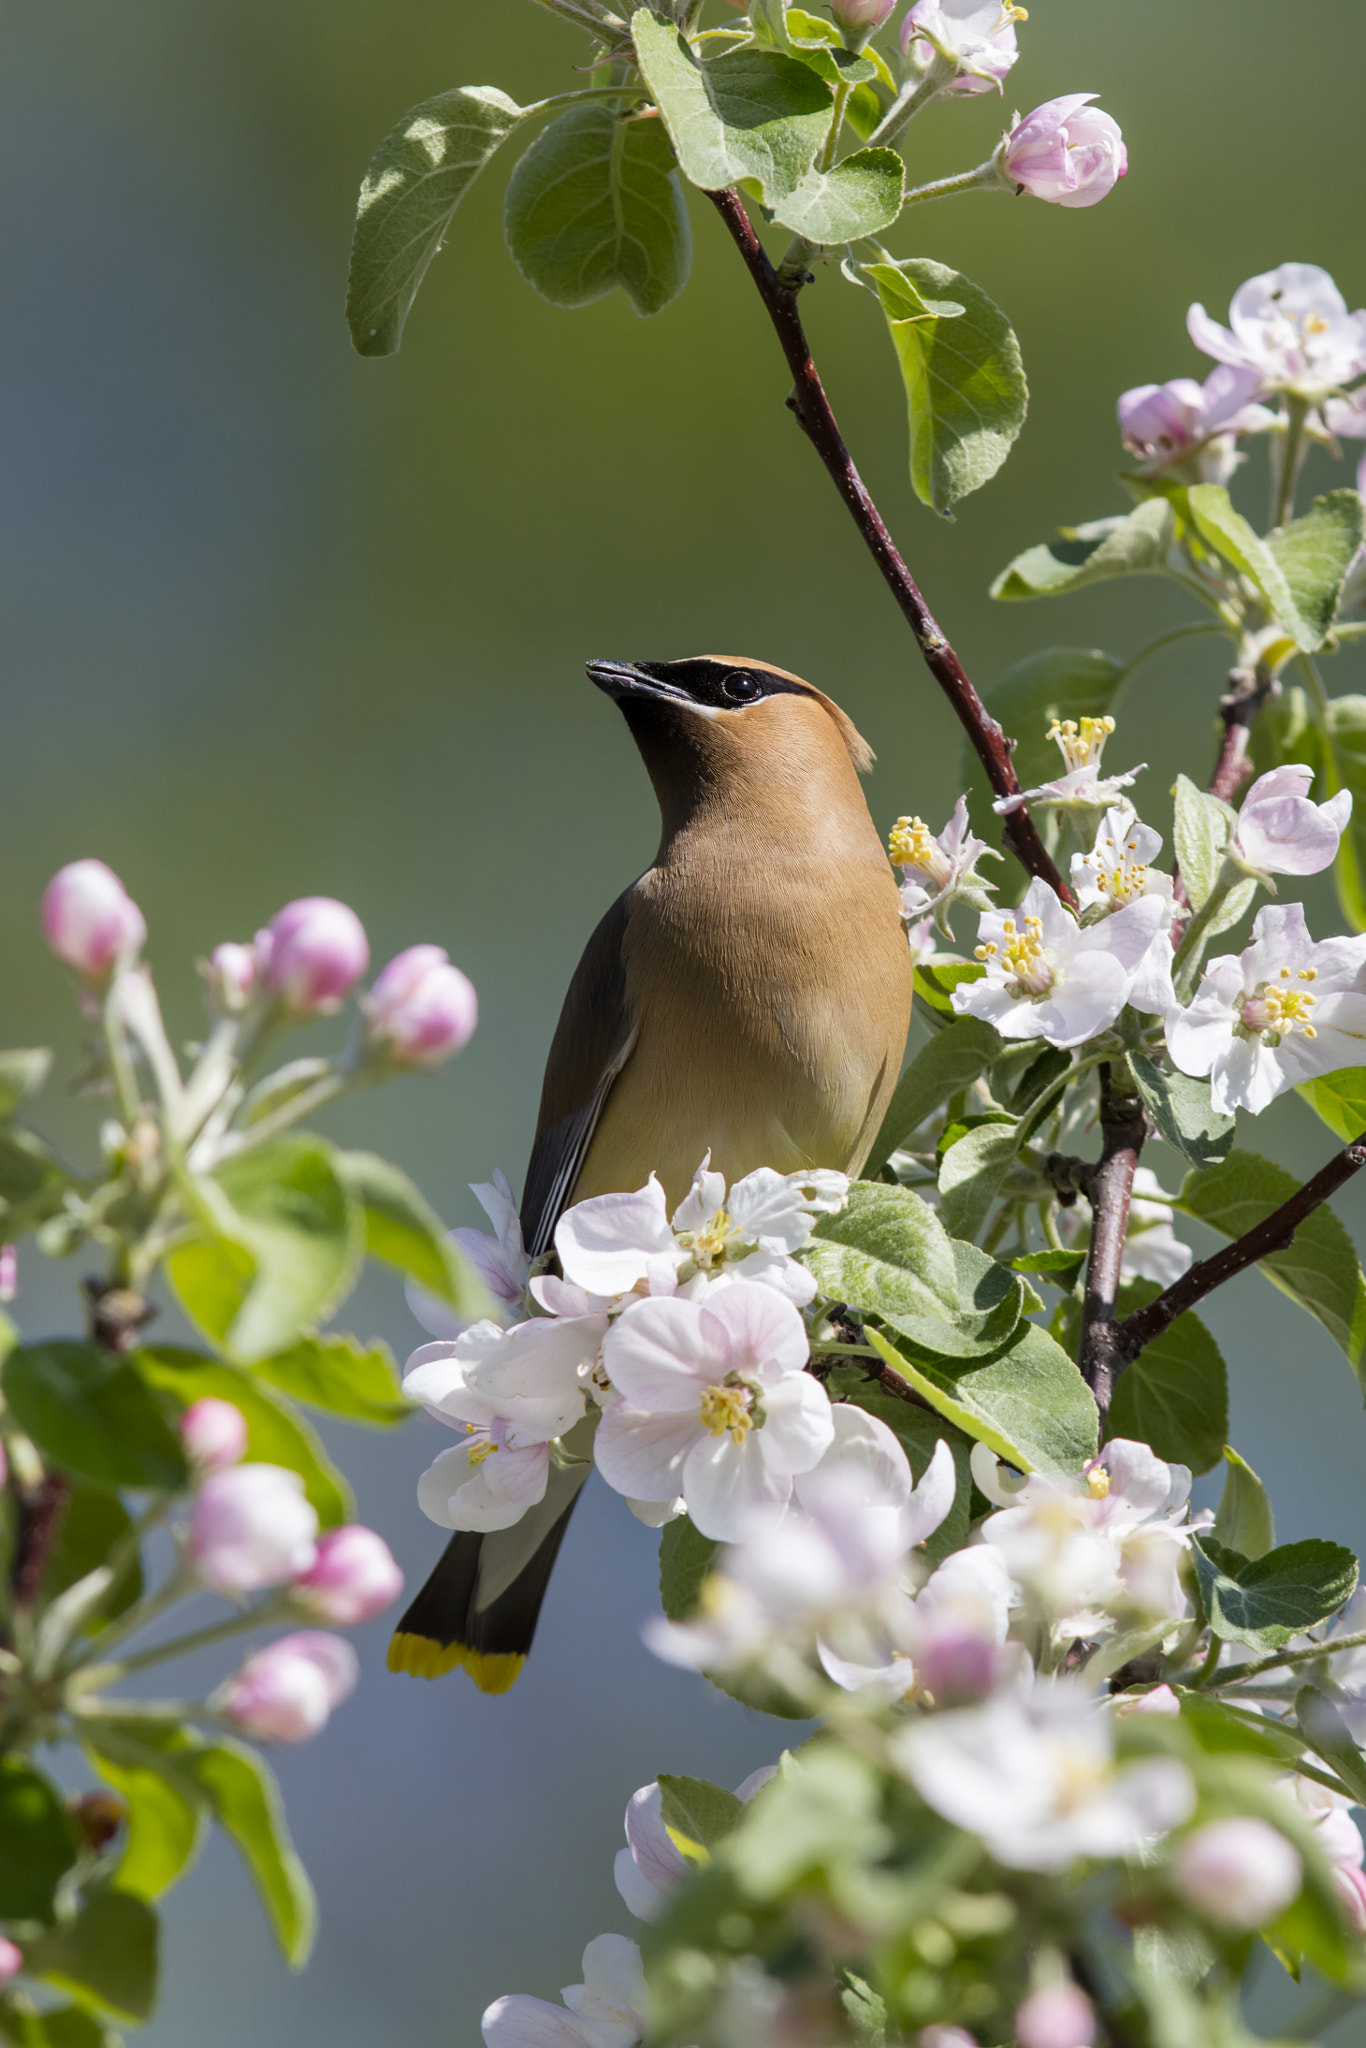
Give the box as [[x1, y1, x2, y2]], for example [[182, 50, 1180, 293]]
[[586, 658, 694, 709]]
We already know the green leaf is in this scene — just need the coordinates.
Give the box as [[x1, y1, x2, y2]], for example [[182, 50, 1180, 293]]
[[178, 1740, 315, 1968], [656, 1775, 744, 1858], [1191, 1533, 1358, 1651], [0, 1048, 52, 1118], [937, 1119, 1019, 1241], [1177, 1151, 1366, 1374], [772, 147, 903, 242], [1322, 696, 1366, 932], [334, 1150, 490, 1319], [503, 107, 691, 317], [859, 257, 1026, 514], [1170, 774, 1254, 936], [864, 1018, 1000, 1175], [42, 1482, 143, 1628], [1179, 1693, 1308, 1768], [1295, 1685, 1366, 1806], [912, 961, 984, 1016], [1131, 1053, 1235, 1169], [0, 1128, 69, 1238], [631, 11, 830, 203], [726, 1746, 887, 1900], [990, 499, 1177, 601], [170, 1136, 363, 1364], [867, 1315, 1098, 1477], [0, 2009, 120, 2048], [135, 1348, 351, 1526], [1011, 1247, 1087, 1288], [1108, 1294, 1227, 1474], [346, 86, 526, 356], [85, 1736, 206, 1903], [253, 1333, 410, 1428], [1214, 1447, 1275, 1562], [659, 1512, 718, 1622], [0, 1759, 79, 1921], [2, 1344, 188, 1493], [804, 1184, 1024, 1357], [750, 2, 880, 86], [839, 1972, 887, 2048], [27, 1889, 158, 2024], [1186, 483, 1322, 651], [1267, 490, 1365, 647], [825, 1365, 975, 1562], [1295, 1064, 1366, 1143]]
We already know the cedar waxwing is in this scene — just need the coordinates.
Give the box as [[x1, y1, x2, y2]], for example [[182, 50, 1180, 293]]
[[390, 656, 914, 1691]]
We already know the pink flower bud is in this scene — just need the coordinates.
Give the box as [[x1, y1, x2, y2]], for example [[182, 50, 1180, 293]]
[[830, 0, 895, 30], [1015, 1984, 1095, 2048], [365, 945, 478, 1068], [916, 2030, 977, 2048], [180, 1397, 249, 1474], [1334, 1860, 1366, 1936], [1001, 94, 1127, 209], [190, 1464, 319, 1593], [295, 1525, 404, 1624], [0, 1937, 22, 1986], [916, 1625, 1003, 1706], [0, 1243, 15, 1304], [41, 860, 147, 979], [257, 897, 369, 1014], [1114, 1683, 1181, 1717], [219, 1630, 359, 1743], [1173, 1817, 1303, 1930], [207, 941, 258, 1014]]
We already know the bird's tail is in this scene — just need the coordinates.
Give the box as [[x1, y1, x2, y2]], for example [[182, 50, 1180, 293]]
[[388, 1454, 590, 1693]]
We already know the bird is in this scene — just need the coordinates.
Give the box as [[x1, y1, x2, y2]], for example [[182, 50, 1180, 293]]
[[389, 655, 915, 1691]]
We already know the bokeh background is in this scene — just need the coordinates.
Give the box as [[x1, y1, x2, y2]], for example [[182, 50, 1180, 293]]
[[5, 0, 1366, 2039]]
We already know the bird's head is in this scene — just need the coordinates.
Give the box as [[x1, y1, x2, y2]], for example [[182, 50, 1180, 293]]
[[586, 656, 875, 840]]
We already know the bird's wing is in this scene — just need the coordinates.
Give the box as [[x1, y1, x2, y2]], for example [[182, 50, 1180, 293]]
[[520, 888, 638, 1258]]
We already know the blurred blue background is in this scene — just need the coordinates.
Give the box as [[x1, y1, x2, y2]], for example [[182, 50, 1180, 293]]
[[4, 0, 1366, 2039]]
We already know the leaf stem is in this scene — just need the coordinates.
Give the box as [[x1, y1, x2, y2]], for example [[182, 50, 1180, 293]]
[[1119, 620, 1228, 681], [89, 1596, 288, 1684], [901, 159, 1001, 207], [705, 185, 1071, 903], [866, 70, 944, 149], [1212, 1625, 1366, 1689], [1271, 394, 1311, 531]]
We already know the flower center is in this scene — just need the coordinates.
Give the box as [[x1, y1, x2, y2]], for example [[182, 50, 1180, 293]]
[[698, 1381, 754, 1444], [976, 914, 1055, 998], [1048, 715, 1116, 774], [681, 1207, 740, 1269], [1239, 964, 1318, 1041], [465, 1427, 498, 1468], [1084, 829, 1150, 905], [888, 816, 953, 891], [1085, 1466, 1111, 1500]]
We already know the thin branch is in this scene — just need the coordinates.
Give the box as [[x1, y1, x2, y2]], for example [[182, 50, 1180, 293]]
[[706, 185, 1071, 905], [1116, 1129, 1366, 1360], [1208, 662, 1274, 804], [1213, 1624, 1366, 1690], [1077, 1063, 1147, 1417]]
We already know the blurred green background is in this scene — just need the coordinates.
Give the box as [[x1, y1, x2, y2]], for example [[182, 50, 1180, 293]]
[[5, 0, 1366, 2039]]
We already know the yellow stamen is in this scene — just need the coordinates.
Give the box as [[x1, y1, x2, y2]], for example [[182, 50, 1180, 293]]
[[698, 1382, 753, 1445], [1047, 715, 1116, 773], [1086, 1466, 1111, 1500]]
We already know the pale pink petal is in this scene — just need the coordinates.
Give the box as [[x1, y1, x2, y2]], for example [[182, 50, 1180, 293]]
[[601, 1297, 715, 1410], [595, 1404, 703, 1501], [697, 1281, 810, 1380], [682, 1430, 792, 1540], [752, 1371, 834, 1477]]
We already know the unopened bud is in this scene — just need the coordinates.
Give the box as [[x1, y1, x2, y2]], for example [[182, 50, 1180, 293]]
[[257, 897, 369, 1015], [1334, 1860, 1366, 1936], [295, 1525, 404, 1624], [71, 1791, 126, 1852], [830, 0, 895, 30], [0, 1938, 22, 1987], [219, 1631, 359, 1743], [1172, 1817, 1303, 1930], [0, 1243, 15, 1303], [189, 1464, 319, 1592], [180, 1396, 249, 1474], [1015, 1983, 1095, 2048], [41, 860, 146, 980], [1114, 1683, 1181, 1717], [1001, 95, 1127, 209], [207, 941, 258, 1014], [364, 945, 478, 1068]]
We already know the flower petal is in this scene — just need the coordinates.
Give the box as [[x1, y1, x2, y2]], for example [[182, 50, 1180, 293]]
[[595, 1404, 703, 1502], [682, 1430, 792, 1541], [753, 1370, 834, 1477]]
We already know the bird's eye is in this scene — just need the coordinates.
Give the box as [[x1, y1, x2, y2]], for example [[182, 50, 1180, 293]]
[[722, 672, 762, 704]]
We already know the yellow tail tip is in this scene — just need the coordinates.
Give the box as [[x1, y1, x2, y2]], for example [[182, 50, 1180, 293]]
[[463, 1651, 525, 1695], [388, 1632, 466, 1680]]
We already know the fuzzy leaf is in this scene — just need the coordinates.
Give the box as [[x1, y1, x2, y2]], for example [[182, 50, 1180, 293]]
[[867, 1317, 1098, 1477], [1295, 1065, 1366, 1144], [2, 1343, 188, 1493], [772, 147, 903, 242], [1267, 490, 1365, 647], [864, 1018, 1000, 1176], [631, 10, 830, 203], [990, 499, 1176, 601], [1214, 1447, 1275, 1562], [1131, 1054, 1235, 1169]]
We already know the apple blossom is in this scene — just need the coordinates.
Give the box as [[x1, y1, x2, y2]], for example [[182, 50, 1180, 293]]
[[1172, 1817, 1303, 1930], [899, 0, 1022, 96], [1231, 764, 1352, 879], [888, 797, 1001, 936], [218, 1631, 359, 1744], [594, 1282, 832, 1539], [830, 0, 894, 33], [407, 1170, 530, 1338], [189, 1464, 319, 1593], [1165, 902, 1366, 1116], [994, 716, 1144, 817], [917, 2032, 977, 2048], [41, 859, 146, 979], [179, 1396, 249, 1474], [952, 878, 1171, 1049], [1000, 96, 1127, 210], [1117, 365, 1273, 484], [257, 896, 369, 1014], [1188, 263, 1366, 401], [894, 1679, 1194, 1872], [0, 1243, 15, 1304], [364, 943, 478, 1067], [1071, 804, 1178, 1013], [483, 1933, 646, 2048], [294, 1524, 404, 1624], [614, 1769, 773, 1923], [205, 940, 257, 1013], [1015, 1984, 1095, 2048], [0, 1939, 21, 1987], [1113, 1683, 1181, 1718]]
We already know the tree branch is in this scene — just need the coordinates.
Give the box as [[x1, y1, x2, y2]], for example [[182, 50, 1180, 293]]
[[706, 185, 1071, 905], [1077, 1063, 1147, 1417], [1209, 662, 1274, 805], [1116, 1129, 1366, 1360]]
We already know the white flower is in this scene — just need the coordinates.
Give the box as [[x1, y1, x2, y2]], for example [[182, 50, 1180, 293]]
[[1165, 901, 1366, 1116], [594, 1283, 832, 1538], [994, 716, 1144, 818], [894, 1677, 1194, 1872], [974, 1438, 1198, 1642], [899, 0, 1022, 95], [1071, 804, 1178, 1014], [407, 1170, 530, 1338], [614, 1769, 774, 1924], [1188, 263, 1366, 402], [1172, 1817, 1304, 1931], [1117, 365, 1275, 484], [483, 1933, 646, 2048], [953, 878, 1171, 1049], [889, 797, 1002, 936], [1059, 1165, 1192, 1290], [1231, 765, 1352, 880]]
